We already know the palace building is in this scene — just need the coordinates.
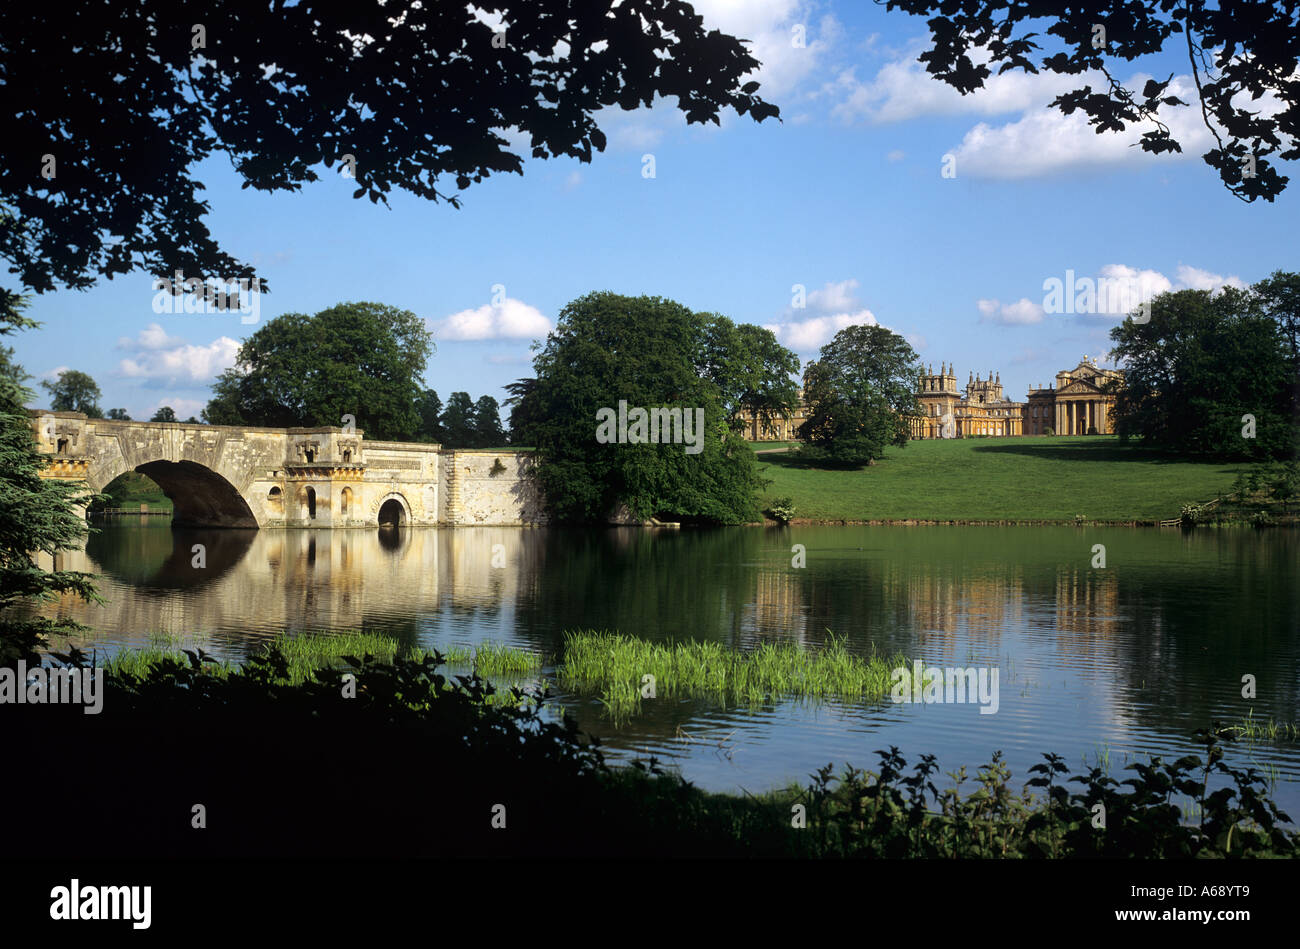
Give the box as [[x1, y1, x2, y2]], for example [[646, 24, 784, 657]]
[[738, 388, 810, 441], [912, 363, 1025, 438], [737, 357, 1123, 442], [912, 357, 1122, 439]]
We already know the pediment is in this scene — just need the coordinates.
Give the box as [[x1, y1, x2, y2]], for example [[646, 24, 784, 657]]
[[1059, 378, 1102, 394]]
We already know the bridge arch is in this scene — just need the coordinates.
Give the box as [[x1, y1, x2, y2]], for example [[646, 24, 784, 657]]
[[376, 492, 410, 527], [127, 461, 258, 528], [85, 444, 260, 529]]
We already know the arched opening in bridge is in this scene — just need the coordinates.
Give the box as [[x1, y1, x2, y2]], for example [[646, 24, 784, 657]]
[[306, 487, 317, 520], [267, 486, 283, 516], [378, 498, 405, 528], [132, 460, 258, 528], [340, 487, 352, 517], [85, 471, 173, 519], [56, 437, 68, 454]]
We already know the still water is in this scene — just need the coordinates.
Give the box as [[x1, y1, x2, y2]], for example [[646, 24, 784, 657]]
[[41, 521, 1300, 811]]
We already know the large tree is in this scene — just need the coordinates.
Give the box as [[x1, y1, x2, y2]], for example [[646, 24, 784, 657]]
[[526, 291, 762, 524], [796, 324, 923, 468], [41, 369, 103, 417], [2, 2, 778, 297], [415, 388, 443, 444], [439, 392, 479, 449], [0, 293, 100, 663], [473, 395, 507, 448], [1108, 276, 1299, 459], [504, 377, 544, 447], [204, 302, 432, 440], [699, 315, 801, 435], [883, 0, 1299, 201]]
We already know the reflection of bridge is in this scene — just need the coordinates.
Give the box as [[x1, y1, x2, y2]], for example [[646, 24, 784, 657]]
[[30, 411, 546, 529]]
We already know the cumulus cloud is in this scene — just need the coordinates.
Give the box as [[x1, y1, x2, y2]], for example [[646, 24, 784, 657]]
[[830, 41, 1086, 125], [118, 336, 240, 385], [978, 297, 1045, 325], [1174, 264, 1248, 293], [433, 299, 552, 341], [117, 323, 185, 351], [766, 278, 881, 351], [829, 45, 1283, 181], [595, 1, 836, 149], [980, 263, 1247, 326], [945, 73, 1232, 179], [146, 397, 207, 420]]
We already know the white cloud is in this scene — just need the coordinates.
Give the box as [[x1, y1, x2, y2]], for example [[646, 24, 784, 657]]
[[766, 278, 882, 350], [829, 46, 1283, 181], [886, 149, 905, 162], [42, 365, 70, 381], [979, 297, 1044, 325], [117, 323, 185, 351], [593, 1, 836, 150], [980, 263, 1247, 327], [145, 397, 207, 420], [1174, 264, 1247, 293], [118, 336, 240, 384], [830, 41, 1086, 125], [949, 74, 1213, 179], [433, 299, 552, 341], [773, 310, 879, 350], [806, 278, 860, 312], [691, 1, 837, 98]]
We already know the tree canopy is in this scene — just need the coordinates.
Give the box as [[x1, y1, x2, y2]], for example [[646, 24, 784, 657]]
[[2, 1, 778, 296], [797, 324, 922, 468], [1108, 272, 1300, 459], [203, 302, 433, 440], [883, 0, 1299, 201], [524, 291, 766, 524], [0, 297, 100, 663], [41, 369, 103, 417], [700, 316, 801, 434]]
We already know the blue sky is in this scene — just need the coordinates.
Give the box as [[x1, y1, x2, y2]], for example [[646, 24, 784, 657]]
[[11, 0, 1298, 422]]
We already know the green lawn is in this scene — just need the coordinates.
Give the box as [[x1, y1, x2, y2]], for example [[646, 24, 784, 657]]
[[757, 436, 1244, 523]]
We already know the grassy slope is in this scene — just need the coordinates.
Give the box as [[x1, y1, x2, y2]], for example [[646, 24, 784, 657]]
[[757, 436, 1243, 522], [91, 471, 173, 511]]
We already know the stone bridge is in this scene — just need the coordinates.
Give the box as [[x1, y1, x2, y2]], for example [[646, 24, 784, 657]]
[[30, 411, 547, 529]]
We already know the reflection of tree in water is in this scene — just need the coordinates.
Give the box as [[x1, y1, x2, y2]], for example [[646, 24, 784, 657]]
[[85, 525, 254, 590], [512, 528, 812, 655]]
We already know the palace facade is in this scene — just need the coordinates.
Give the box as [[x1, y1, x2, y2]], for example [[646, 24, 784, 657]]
[[738, 389, 810, 441], [912, 357, 1122, 439], [736, 358, 1122, 442]]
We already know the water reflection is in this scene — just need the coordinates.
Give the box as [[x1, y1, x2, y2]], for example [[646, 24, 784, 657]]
[[36, 523, 1300, 806]]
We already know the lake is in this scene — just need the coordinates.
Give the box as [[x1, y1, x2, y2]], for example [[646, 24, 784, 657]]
[[39, 521, 1300, 814]]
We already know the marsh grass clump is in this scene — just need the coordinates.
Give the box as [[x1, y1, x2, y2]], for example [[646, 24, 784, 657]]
[[1223, 711, 1299, 743], [103, 631, 541, 688], [105, 647, 238, 680], [559, 629, 911, 719]]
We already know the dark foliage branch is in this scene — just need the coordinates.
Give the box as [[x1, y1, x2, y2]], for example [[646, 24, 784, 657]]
[[880, 0, 1298, 201], [0, 1, 779, 294]]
